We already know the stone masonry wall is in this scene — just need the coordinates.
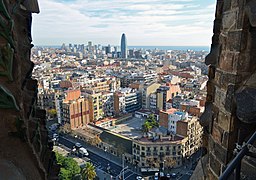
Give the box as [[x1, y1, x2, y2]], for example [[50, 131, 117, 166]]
[[0, 1, 58, 179], [199, 0, 256, 179]]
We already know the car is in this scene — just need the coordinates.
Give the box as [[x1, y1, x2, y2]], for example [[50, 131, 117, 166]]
[[79, 147, 89, 156], [171, 173, 177, 178], [53, 133, 58, 138], [136, 176, 144, 180], [167, 173, 171, 178], [154, 172, 159, 180], [75, 142, 82, 148]]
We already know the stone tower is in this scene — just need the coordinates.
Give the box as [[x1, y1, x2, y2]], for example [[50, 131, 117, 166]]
[[193, 0, 256, 179], [0, 1, 58, 179]]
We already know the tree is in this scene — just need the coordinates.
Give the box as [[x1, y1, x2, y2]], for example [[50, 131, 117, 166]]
[[55, 152, 81, 180], [48, 108, 57, 117], [164, 157, 176, 168], [142, 114, 159, 132], [81, 162, 96, 180], [142, 121, 152, 133]]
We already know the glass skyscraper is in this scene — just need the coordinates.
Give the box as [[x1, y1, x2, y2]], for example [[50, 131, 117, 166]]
[[121, 33, 127, 59]]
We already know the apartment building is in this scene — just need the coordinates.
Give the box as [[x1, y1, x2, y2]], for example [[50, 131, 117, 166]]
[[142, 82, 161, 109], [176, 116, 203, 156], [132, 136, 187, 169], [63, 98, 90, 129], [87, 91, 104, 122], [114, 88, 142, 115]]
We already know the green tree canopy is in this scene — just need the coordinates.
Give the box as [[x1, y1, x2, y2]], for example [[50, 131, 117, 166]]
[[55, 152, 81, 180], [142, 114, 159, 132], [48, 108, 57, 117]]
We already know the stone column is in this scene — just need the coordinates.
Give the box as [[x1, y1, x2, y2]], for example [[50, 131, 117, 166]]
[[199, 0, 256, 179], [0, 1, 59, 179]]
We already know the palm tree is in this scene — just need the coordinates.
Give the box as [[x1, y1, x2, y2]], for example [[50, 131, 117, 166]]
[[142, 121, 152, 133], [81, 162, 96, 180]]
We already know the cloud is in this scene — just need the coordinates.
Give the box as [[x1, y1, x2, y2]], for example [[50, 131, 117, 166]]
[[32, 0, 216, 46]]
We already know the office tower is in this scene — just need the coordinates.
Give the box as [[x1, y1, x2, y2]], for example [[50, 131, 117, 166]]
[[121, 33, 127, 59], [88, 41, 92, 51]]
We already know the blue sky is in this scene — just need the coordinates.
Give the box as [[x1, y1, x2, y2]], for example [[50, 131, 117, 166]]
[[32, 0, 216, 46]]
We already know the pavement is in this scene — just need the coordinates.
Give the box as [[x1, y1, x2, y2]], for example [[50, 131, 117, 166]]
[[57, 133, 140, 180]]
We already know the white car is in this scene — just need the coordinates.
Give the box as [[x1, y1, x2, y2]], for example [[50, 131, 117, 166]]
[[79, 147, 89, 156], [154, 172, 159, 180], [136, 176, 144, 180]]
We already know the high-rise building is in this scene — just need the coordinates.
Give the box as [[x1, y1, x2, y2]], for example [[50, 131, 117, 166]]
[[121, 33, 127, 59]]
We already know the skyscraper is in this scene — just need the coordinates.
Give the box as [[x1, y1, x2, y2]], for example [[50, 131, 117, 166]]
[[121, 33, 127, 59]]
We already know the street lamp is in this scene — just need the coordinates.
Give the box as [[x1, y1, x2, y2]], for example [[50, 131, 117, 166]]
[[122, 154, 125, 180], [163, 160, 166, 173]]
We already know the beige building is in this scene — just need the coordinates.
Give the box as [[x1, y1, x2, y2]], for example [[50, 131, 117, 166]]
[[176, 116, 203, 156], [132, 136, 186, 169], [132, 116, 203, 170], [142, 82, 161, 109], [87, 92, 104, 122]]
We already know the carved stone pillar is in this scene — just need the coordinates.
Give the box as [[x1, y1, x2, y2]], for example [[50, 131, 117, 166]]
[[0, 1, 59, 179]]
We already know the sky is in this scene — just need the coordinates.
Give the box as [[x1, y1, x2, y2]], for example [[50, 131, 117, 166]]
[[32, 0, 216, 46]]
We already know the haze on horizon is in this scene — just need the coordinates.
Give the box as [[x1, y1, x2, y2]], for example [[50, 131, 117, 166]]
[[32, 0, 216, 46]]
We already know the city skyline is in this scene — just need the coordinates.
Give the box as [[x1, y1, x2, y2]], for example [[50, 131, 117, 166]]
[[33, 0, 216, 46]]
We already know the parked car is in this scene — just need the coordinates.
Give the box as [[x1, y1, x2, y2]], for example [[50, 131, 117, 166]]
[[171, 173, 177, 178], [166, 173, 171, 178], [154, 172, 159, 180]]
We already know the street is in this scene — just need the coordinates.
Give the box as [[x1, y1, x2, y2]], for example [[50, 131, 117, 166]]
[[57, 134, 139, 180]]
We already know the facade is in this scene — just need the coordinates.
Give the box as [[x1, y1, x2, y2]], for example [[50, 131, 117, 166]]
[[156, 86, 170, 111], [142, 82, 161, 109], [121, 33, 127, 59], [55, 93, 65, 124], [176, 116, 203, 156], [132, 137, 187, 169], [37, 91, 55, 110], [114, 88, 142, 115], [62, 98, 90, 130], [102, 92, 114, 117], [87, 92, 104, 122], [132, 116, 203, 170]]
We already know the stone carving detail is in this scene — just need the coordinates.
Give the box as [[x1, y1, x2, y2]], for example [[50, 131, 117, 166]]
[[235, 72, 256, 124], [205, 44, 220, 66], [22, 0, 40, 13], [0, 43, 14, 81], [200, 102, 212, 127], [0, 0, 15, 81], [0, 0, 15, 48], [245, 0, 256, 27], [0, 1, 59, 179], [0, 85, 19, 110]]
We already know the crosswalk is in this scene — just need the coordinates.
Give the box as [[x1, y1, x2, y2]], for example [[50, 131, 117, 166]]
[[115, 169, 136, 180]]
